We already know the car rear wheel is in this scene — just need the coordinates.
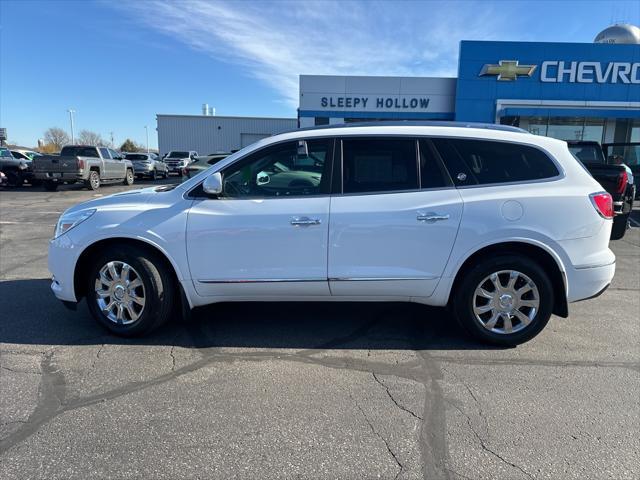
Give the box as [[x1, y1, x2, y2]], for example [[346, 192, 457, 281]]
[[43, 180, 58, 191], [86, 170, 100, 190], [85, 245, 175, 336], [123, 169, 134, 185], [452, 255, 553, 346], [611, 213, 629, 241], [5, 170, 22, 187]]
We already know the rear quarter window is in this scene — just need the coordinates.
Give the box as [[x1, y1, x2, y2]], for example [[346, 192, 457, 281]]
[[433, 138, 559, 186]]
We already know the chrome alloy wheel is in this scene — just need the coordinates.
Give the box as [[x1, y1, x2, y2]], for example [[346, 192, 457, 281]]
[[472, 270, 540, 334], [94, 261, 145, 325]]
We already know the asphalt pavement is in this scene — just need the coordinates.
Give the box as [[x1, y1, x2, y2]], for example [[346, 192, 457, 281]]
[[1, 179, 639, 479]]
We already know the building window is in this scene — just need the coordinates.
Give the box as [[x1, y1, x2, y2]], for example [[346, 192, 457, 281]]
[[509, 116, 605, 143], [314, 117, 329, 126]]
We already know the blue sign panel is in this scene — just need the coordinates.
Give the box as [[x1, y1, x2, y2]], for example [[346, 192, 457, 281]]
[[455, 40, 640, 123]]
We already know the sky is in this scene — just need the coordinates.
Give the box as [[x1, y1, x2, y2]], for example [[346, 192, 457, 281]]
[[1, 0, 639, 149]]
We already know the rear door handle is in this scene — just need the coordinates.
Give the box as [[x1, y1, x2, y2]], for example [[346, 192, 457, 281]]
[[417, 212, 450, 222], [290, 216, 321, 226]]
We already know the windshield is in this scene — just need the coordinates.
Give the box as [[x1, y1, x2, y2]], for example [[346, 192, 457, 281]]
[[167, 151, 189, 158], [125, 154, 150, 161]]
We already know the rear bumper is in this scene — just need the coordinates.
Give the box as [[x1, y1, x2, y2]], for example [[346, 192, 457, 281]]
[[567, 260, 616, 303]]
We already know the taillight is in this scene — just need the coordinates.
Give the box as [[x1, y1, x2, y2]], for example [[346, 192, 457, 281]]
[[589, 192, 613, 219], [77, 158, 85, 170], [616, 170, 628, 194]]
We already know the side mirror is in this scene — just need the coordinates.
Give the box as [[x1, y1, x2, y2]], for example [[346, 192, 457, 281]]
[[202, 172, 223, 196]]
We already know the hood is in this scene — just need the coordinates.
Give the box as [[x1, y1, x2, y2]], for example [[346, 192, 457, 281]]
[[63, 186, 161, 215]]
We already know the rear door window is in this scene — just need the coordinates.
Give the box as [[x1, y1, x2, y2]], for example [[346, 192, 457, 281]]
[[433, 138, 559, 186], [341, 138, 418, 194]]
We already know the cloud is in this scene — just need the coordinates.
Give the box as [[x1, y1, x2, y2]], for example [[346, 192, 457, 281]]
[[116, 0, 513, 108]]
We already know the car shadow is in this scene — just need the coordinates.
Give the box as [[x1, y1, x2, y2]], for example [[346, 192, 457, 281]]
[[0, 278, 504, 351]]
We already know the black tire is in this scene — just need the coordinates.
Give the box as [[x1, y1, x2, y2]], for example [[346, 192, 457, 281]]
[[43, 181, 58, 192], [85, 245, 176, 336], [85, 170, 100, 190], [5, 170, 22, 187], [611, 214, 629, 241], [452, 254, 554, 346], [123, 169, 134, 185], [151, 169, 158, 181]]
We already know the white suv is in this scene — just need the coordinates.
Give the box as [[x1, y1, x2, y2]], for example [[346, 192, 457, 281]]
[[49, 123, 615, 345]]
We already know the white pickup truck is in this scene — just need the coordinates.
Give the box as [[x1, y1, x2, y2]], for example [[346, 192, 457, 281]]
[[33, 145, 135, 191]]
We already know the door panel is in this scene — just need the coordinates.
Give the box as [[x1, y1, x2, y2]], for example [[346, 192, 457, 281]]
[[328, 189, 463, 297], [186, 137, 334, 297], [187, 197, 330, 296]]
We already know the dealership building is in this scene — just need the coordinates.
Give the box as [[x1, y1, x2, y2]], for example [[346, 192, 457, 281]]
[[298, 24, 639, 145], [158, 24, 639, 154]]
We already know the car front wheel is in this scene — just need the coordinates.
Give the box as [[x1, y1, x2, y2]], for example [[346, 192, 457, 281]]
[[452, 255, 553, 346], [86, 245, 175, 336]]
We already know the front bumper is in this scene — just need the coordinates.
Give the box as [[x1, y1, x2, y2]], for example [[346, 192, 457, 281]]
[[48, 235, 81, 302]]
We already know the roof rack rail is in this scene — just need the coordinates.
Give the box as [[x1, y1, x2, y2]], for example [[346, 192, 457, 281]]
[[291, 120, 528, 134]]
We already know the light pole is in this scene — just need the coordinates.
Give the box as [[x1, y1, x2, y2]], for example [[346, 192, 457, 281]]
[[144, 125, 149, 153], [67, 109, 75, 143]]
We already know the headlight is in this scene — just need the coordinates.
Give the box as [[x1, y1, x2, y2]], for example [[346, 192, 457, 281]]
[[53, 209, 96, 239]]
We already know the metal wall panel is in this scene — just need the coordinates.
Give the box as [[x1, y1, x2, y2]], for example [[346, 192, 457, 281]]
[[157, 115, 296, 156]]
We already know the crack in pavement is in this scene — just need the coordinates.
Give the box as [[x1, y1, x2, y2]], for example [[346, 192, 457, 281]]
[[352, 395, 404, 480], [448, 401, 534, 480], [443, 365, 534, 479], [372, 372, 423, 421], [90, 344, 105, 369]]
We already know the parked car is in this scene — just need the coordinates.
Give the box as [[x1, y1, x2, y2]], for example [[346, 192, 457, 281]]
[[11, 149, 42, 161], [182, 154, 229, 178], [0, 147, 35, 186], [48, 122, 615, 346], [567, 141, 635, 240], [33, 145, 134, 191], [124, 153, 169, 180], [164, 150, 198, 175]]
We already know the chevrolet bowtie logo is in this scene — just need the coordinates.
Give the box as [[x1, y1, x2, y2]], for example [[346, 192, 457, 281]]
[[479, 60, 537, 81]]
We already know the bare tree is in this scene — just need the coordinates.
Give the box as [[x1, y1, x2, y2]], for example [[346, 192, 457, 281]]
[[78, 130, 105, 146], [43, 127, 70, 149]]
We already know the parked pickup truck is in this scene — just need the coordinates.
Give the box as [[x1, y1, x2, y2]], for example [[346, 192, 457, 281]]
[[567, 141, 635, 240], [603, 142, 639, 199], [33, 145, 135, 191]]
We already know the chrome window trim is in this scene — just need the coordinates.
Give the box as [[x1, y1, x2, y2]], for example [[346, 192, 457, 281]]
[[198, 278, 327, 284], [329, 276, 437, 281]]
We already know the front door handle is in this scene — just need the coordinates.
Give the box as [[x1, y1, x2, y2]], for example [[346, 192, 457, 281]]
[[417, 212, 450, 223], [290, 216, 321, 226]]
